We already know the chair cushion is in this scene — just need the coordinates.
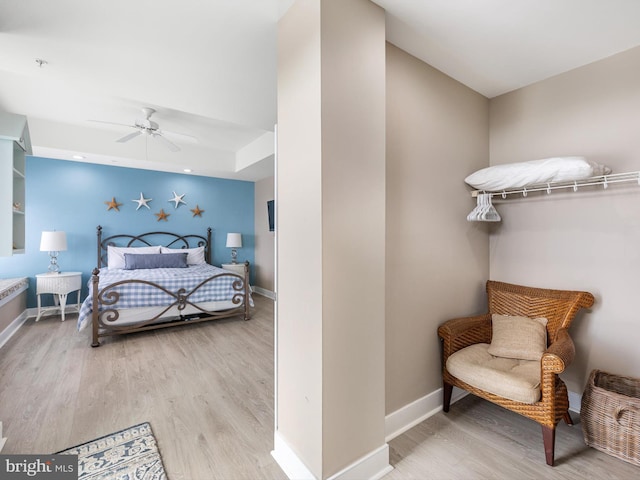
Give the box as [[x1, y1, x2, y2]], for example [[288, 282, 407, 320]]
[[488, 314, 548, 361], [446, 343, 541, 404]]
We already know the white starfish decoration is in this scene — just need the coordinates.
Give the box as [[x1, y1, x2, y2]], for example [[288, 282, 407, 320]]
[[132, 192, 152, 210], [168, 191, 186, 209]]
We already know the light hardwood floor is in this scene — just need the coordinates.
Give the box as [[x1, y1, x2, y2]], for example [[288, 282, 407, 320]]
[[0, 295, 286, 480], [1, 297, 637, 479], [386, 394, 639, 480]]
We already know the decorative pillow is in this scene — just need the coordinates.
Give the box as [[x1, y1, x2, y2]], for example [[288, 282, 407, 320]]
[[107, 246, 161, 269], [124, 252, 188, 270], [160, 246, 206, 265], [487, 314, 549, 361]]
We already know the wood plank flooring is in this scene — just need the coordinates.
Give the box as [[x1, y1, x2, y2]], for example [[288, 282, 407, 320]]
[[1, 296, 637, 479], [0, 295, 286, 480], [386, 394, 639, 480]]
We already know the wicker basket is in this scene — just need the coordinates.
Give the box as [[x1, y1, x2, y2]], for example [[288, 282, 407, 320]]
[[581, 369, 640, 466]]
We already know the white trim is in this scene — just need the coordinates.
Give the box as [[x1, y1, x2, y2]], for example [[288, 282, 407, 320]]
[[272, 433, 392, 480], [385, 387, 468, 442], [253, 286, 276, 300], [385, 387, 583, 442], [0, 310, 28, 350], [271, 431, 316, 480], [568, 390, 582, 414], [326, 443, 392, 480]]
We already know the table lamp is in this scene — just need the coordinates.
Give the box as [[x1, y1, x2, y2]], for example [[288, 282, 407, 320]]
[[40, 230, 67, 273], [226, 233, 242, 264]]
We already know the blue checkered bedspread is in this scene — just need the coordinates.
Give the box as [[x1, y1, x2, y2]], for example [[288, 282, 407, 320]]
[[77, 264, 248, 331]]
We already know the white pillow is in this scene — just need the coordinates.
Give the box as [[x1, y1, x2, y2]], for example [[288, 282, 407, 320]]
[[465, 157, 612, 191], [107, 246, 161, 269], [160, 246, 206, 265]]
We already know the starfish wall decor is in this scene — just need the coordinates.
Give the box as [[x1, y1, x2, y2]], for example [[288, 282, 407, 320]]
[[132, 192, 152, 210], [155, 209, 170, 221], [105, 197, 123, 211], [103, 191, 205, 219], [169, 191, 186, 209], [190, 205, 205, 217]]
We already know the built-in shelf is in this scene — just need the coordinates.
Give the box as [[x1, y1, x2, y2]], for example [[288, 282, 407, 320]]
[[470, 171, 640, 199], [0, 111, 31, 256], [467, 171, 640, 222]]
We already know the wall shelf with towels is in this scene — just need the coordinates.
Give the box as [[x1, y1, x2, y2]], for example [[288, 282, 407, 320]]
[[470, 171, 640, 199]]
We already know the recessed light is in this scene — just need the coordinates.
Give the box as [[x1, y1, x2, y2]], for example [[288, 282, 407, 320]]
[[72, 154, 85, 160], [183, 168, 192, 173]]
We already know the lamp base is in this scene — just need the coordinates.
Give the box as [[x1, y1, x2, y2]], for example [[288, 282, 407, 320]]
[[230, 248, 238, 264], [48, 251, 61, 273]]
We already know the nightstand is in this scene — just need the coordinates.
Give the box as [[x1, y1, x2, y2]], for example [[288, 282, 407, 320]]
[[221, 262, 249, 276], [221, 262, 251, 291], [35, 272, 82, 322]]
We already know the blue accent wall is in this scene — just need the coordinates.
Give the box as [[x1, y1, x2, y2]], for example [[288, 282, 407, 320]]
[[0, 157, 255, 308]]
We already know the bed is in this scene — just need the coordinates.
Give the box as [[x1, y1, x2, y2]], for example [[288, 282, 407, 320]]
[[78, 226, 251, 347]]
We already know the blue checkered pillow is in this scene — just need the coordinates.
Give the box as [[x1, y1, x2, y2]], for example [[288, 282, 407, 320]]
[[124, 253, 188, 270]]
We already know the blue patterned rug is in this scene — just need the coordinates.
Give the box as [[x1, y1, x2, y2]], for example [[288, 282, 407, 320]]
[[57, 422, 167, 479]]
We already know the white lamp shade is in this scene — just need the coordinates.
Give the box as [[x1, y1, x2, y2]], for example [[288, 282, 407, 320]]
[[226, 233, 242, 248], [40, 231, 67, 252]]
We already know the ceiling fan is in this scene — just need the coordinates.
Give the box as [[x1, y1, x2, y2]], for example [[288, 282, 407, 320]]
[[90, 107, 197, 152]]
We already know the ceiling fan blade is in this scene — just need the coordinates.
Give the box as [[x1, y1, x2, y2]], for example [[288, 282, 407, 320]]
[[116, 131, 143, 143], [157, 129, 199, 143], [152, 132, 181, 152], [88, 119, 137, 128]]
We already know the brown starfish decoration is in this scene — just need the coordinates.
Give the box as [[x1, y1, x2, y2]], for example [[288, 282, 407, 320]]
[[190, 205, 205, 217], [155, 209, 170, 222], [105, 197, 123, 211]]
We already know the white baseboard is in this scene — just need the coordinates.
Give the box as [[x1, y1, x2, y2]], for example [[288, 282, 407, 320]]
[[253, 286, 276, 300], [272, 432, 393, 480], [386, 386, 582, 443], [385, 387, 467, 442], [272, 432, 315, 480], [0, 310, 29, 350], [326, 443, 392, 480], [568, 390, 582, 414]]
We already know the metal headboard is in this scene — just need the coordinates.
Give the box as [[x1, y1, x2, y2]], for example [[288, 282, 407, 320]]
[[96, 225, 212, 268]]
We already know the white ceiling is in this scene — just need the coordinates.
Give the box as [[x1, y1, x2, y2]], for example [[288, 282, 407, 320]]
[[2, 0, 640, 180]]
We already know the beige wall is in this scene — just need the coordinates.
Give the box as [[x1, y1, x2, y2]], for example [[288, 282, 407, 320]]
[[385, 44, 490, 414], [277, 0, 386, 478], [320, 1, 386, 475], [277, 0, 323, 474], [489, 46, 640, 394], [254, 176, 275, 292]]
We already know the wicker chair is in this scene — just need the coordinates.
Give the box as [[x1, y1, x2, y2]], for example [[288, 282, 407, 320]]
[[438, 280, 594, 466]]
